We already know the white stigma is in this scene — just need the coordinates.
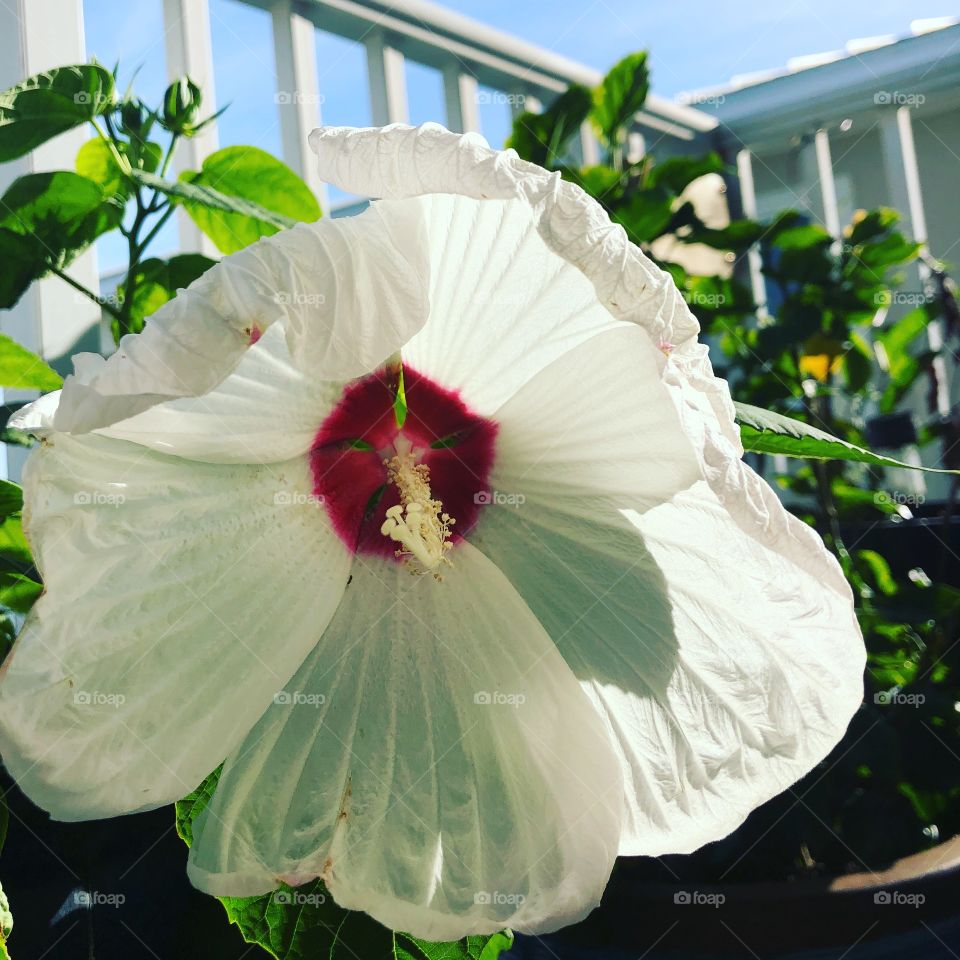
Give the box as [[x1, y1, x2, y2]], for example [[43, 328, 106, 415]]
[[379, 448, 455, 578]]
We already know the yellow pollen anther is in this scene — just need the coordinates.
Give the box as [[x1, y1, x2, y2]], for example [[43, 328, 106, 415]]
[[379, 450, 455, 578]]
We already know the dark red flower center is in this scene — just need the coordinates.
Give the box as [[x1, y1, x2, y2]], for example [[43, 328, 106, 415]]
[[310, 366, 498, 560]]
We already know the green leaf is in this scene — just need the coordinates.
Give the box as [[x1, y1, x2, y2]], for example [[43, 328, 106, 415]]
[[770, 223, 832, 251], [506, 85, 593, 168], [178, 146, 321, 253], [856, 549, 899, 596], [0, 879, 11, 959], [0, 515, 33, 566], [735, 401, 959, 473], [0, 63, 115, 162], [76, 137, 160, 199], [0, 481, 23, 520], [591, 51, 649, 146], [76, 137, 129, 197], [610, 190, 674, 245], [682, 218, 767, 252], [647, 152, 724, 194], [0, 171, 122, 308], [853, 232, 920, 271], [176, 770, 510, 960], [477, 931, 513, 960], [846, 207, 901, 245], [117, 253, 217, 336], [0, 334, 62, 391], [0, 571, 41, 613]]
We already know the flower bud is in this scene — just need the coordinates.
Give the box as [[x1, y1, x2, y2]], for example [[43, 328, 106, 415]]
[[161, 77, 202, 134]]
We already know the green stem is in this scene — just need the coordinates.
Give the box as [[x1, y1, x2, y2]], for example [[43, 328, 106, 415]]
[[135, 203, 175, 258], [114, 188, 153, 342], [90, 118, 133, 177], [49, 265, 123, 322]]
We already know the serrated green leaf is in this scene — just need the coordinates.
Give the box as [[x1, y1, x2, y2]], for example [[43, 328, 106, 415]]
[[0, 63, 115, 161], [0, 334, 62, 391], [177, 146, 321, 253], [591, 51, 649, 146], [735, 401, 959, 473]]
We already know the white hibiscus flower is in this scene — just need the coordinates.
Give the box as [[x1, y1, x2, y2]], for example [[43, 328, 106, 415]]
[[0, 124, 864, 941]]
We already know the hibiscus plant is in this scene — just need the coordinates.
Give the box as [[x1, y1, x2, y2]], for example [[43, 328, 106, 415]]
[[0, 52, 954, 960]]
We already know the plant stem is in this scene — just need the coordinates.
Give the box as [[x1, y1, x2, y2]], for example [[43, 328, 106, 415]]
[[134, 203, 175, 259], [49, 265, 123, 322], [90, 118, 132, 176]]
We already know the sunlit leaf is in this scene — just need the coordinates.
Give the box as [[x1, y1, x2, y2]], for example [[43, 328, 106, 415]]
[[0, 63, 115, 161], [0, 334, 62, 391], [178, 146, 321, 253], [591, 51, 649, 146], [735, 401, 958, 473]]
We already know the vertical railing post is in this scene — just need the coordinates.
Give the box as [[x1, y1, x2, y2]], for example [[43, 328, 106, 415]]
[[879, 106, 948, 418], [0, 0, 100, 479], [442, 64, 479, 133], [365, 30, 408, 126], [735, 147, 769, 322], [272, 0, 329, 213], [813, 127, 841, 239], [163, 0, 219, 255]]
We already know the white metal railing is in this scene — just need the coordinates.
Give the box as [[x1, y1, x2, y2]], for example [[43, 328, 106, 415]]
[[0, 0, 716, 377]]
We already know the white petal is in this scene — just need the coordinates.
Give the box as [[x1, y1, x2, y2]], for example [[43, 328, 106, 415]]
[[402, 194, 623, 413], [473, 481, 865, 857], [53, 199, 432, 435], [489, 325, 702, 503], [187, 546, 622, 940], [309, 123, 742, 453], [96, 323, 342, 463], [0, 434, 351, 819]]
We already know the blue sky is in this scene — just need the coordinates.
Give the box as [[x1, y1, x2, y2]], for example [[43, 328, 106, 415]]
[[82, 0, 953, 271]]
